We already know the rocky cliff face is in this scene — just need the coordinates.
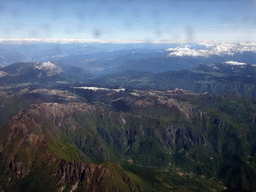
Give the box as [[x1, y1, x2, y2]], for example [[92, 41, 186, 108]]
[[0, 101, 141, 191], [0, 109, 50, 179], [0, 88, 213, 169], [56, 160, 139, 192]]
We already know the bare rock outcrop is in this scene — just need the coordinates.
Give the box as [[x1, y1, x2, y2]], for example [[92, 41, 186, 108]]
[[56, 160, 139, 192]]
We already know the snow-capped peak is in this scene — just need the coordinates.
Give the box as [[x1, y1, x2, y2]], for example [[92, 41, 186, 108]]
[[34, 61, 63, 76], [35, 61, 58, 70]]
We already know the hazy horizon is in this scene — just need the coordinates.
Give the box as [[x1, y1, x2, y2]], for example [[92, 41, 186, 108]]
[[1, 0, 256, 42]]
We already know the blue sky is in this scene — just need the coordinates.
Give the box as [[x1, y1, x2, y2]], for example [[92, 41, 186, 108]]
[[0, 0, 256, 42]]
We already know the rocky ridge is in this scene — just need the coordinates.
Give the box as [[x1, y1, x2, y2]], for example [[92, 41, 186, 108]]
[[0, 101, 140, 191], [1, 86, 255, 191]]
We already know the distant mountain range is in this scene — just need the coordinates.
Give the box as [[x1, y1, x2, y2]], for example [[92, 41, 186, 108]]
[[2, 42, 256, 75], [90, 62, 256, 98], [50, 43, 256, 74], [2, 60, 256, 99]]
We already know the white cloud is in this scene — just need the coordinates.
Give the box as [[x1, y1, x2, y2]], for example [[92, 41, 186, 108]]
[[166, 42, 256, 57]]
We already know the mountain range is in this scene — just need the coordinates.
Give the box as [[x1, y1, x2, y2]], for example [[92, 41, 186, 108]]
[[1, 42, 256, 191], [2, 42, 256, 75]]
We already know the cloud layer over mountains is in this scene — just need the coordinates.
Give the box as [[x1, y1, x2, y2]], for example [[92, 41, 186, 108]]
[[166, 43, 256, 57]]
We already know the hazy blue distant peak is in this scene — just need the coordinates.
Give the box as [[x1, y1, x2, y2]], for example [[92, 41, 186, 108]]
[[0, 38, 184, 45]]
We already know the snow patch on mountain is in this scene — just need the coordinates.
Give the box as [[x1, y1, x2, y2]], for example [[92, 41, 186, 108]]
[[223, 61, 246, 65], [0, 71, 8, 77], [74, 86, 125, 92]]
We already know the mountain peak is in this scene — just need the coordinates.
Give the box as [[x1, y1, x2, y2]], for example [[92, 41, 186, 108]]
[[34, 61, 63, 76], [0, 61, 64, 85]]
